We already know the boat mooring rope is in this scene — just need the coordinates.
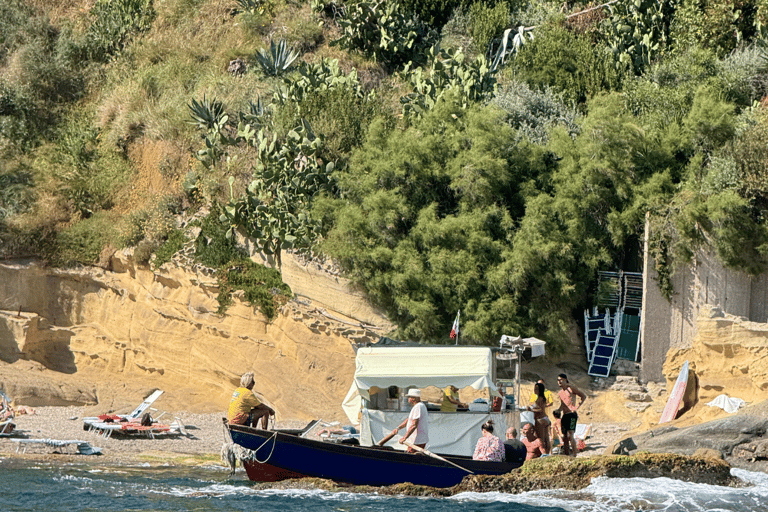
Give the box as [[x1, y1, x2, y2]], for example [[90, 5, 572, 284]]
[[251, 431, 278, 464], [221, 421, 279, 475]]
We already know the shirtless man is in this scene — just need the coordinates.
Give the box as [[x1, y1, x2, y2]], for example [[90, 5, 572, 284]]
[[520, 423, 542, 461], [556, 373, 587, 456]]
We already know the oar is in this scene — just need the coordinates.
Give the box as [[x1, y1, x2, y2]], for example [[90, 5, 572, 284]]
[[403, 441, 474, 474], [376, 429, 398, 446]]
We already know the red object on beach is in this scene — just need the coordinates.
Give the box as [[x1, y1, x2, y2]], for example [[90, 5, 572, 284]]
[[659, 360, 689, 424]]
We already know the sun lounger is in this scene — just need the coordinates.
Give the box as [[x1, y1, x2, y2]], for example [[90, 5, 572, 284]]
[[574, 423, 592, 441], [82, 390, 186, 438], [12, 438, 102, 455], [83, 390, 164, 429]]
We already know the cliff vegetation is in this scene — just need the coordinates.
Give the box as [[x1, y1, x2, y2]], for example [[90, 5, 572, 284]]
[[2, 0, 768, 352]]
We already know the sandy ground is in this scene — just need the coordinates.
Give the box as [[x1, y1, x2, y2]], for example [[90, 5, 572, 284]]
[[0, 406, 628, 466]]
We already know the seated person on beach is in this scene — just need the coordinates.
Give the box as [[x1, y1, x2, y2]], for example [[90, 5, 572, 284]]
[[227, 372, 274, 429], [551, 410, 564, 452], [473, 420, 504, 461], [504, 427, 527, 463], [521, 423, 543, 461], [440, 385, 466, 412]]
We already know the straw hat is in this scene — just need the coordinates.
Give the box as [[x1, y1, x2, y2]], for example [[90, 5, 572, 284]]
[[406, 389, 421, 398]]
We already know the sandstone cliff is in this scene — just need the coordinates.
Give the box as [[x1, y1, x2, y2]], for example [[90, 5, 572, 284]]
[[0, 252, 391, 421]]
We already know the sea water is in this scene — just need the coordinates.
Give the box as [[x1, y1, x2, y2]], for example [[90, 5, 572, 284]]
[[1, 458, 766, 512]]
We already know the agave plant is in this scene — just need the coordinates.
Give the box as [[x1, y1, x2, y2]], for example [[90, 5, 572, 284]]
[[239, 95, 271, 128], [187, 95, 227, 132], [234, 0, 268, 15], [254, 39, 301, 77]]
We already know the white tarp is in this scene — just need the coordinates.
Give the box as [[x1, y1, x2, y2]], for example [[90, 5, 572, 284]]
[[360, 409, 511, 456], [706, 394, 745, 414], [341, 384, 361, 425], [354, 346, 497, 392]]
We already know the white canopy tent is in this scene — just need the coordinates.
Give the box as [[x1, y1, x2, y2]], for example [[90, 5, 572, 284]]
[[354, 346, 498, 393]]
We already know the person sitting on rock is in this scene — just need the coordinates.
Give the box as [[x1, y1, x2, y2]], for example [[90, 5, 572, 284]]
[[521, 423, 543, 461], [227, 372, 274, 429]]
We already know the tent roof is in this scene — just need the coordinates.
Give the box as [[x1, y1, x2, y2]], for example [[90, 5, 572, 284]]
[[354, 346, 496, 391]]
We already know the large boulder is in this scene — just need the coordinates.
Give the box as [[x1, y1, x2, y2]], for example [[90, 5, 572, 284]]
[[608, 400, 768, 462]]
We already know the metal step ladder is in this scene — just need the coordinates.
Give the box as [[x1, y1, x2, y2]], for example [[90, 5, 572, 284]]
[[587, 311, 622, 378], [583, 307, 610, 363]]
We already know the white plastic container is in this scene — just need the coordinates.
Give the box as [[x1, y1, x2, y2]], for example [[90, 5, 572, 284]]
[[520, 410, 535, 425]]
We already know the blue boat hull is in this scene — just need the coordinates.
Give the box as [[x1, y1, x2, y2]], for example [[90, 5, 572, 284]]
[[228, 424, 521, 488]]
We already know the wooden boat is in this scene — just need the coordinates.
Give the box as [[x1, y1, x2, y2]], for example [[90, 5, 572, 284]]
[[227, 422, 522, 488]]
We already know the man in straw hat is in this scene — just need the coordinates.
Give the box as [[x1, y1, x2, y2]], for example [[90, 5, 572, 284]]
[[390, 388, 429, 452]]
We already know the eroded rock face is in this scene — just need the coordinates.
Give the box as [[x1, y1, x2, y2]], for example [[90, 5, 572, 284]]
[[0, 255, 380, 420], [664, 305, 768, 407]]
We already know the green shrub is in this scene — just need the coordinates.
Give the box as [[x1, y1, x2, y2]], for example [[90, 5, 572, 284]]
[[85, 0, 157, 62], [194, 205, 247, 268], [669, 0, 760, 57], [470, 1, 510, 52], [718, 46, 768, 106], [216, 258, 293, 320], [398, 0, 468, 28], [55, 212, 120, 266], [0, 167, 35, 220], [0, 5, 87, 150], [153, 229, 187, 268], [623, 48, 719, 128], [285, 15, 324, 52], [512, 24, 623, 105], [119, 196, 180, 248], [50, 116, 131, 218], [492, 81, 580, 144], [330, 0, 437, 68], [440, 5, 473, 50], [274, 83, 384, 162]]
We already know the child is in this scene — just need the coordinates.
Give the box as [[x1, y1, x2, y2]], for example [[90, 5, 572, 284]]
[[551, 409, 564, 454]]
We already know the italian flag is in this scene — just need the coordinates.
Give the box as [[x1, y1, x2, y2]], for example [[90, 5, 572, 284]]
[[449, 310, 460, 339]]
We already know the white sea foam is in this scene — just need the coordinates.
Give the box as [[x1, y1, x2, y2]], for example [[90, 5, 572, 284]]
[[450, 474, 768, 512]]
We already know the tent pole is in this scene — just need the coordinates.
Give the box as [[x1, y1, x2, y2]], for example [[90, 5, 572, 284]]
[[515, 347, 521, 433]]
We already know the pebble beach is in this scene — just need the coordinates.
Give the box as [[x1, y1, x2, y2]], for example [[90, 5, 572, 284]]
[[0, 407, 232, 464]]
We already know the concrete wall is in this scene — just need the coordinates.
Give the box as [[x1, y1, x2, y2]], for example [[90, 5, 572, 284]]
[[640, 217, 768, 382]]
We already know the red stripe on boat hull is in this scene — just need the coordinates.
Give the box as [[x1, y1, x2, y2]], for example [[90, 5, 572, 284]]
[[243, 460, 309, 482]]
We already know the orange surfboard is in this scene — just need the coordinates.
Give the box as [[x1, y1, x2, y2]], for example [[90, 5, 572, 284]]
[[659, 360, 688, 424]]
